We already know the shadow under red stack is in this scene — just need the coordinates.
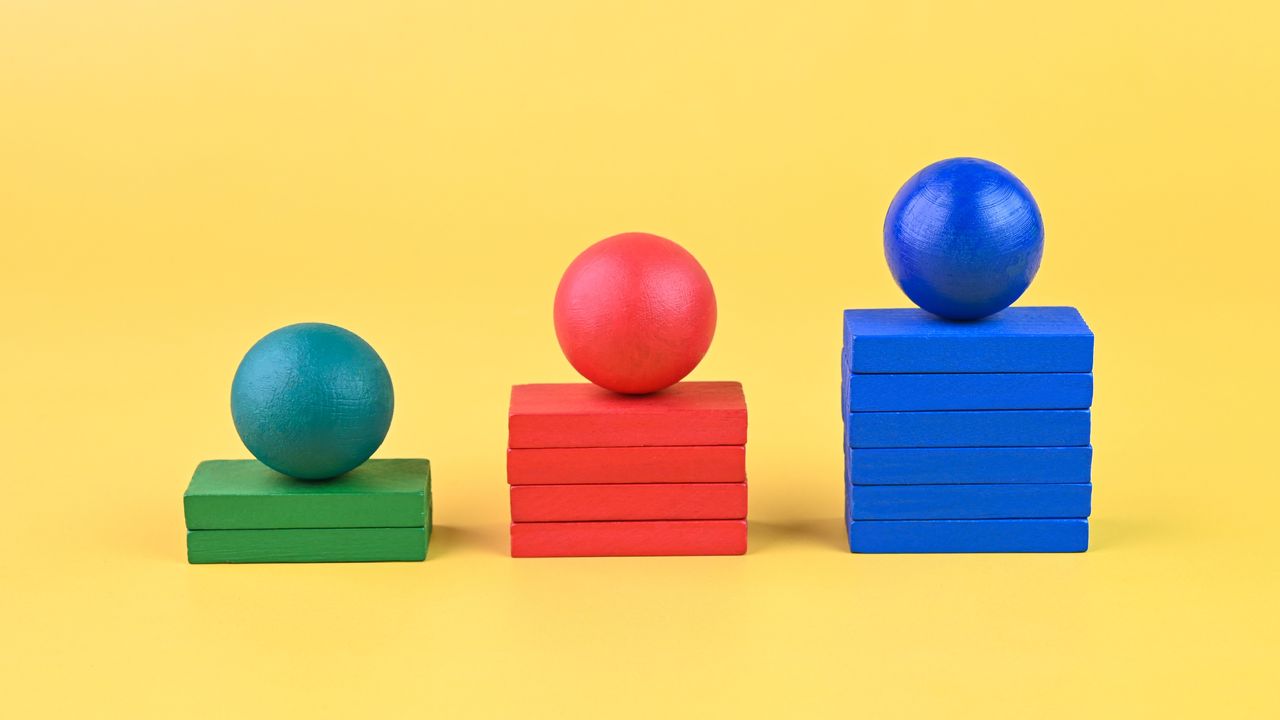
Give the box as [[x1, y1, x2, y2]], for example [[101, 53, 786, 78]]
[[507, 382, 748, 557]]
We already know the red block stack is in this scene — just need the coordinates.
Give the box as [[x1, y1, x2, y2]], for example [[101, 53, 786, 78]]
[[507, 381, 749, 557]]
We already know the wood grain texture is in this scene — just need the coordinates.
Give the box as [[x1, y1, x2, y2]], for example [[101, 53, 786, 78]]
[[846, 483, 1091, 520], [847, 519, 1088, 553], [186, 526, 428, 563], [846, 446, 1093, 485], [842, 368, 1093, 411], [553, 232, 717, 394], [183, 459, 430, 530], [510, 482, 747, 522], [846, 409, 1090, 448], [883, 158, 1044, 321], [507, 445, 745, 485], [508, 381, 746, 449], [510, 519, 747, 557], [230, 323, 395, 480], [843, 307, 1093, 373]]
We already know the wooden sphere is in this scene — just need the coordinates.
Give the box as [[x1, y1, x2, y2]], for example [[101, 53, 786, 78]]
[[554, 232, 717, 394], [884, 157, 1044, 320], [231, 323, 394, 479]]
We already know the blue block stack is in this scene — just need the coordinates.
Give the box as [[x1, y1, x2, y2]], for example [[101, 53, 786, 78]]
[[842, 306, 1095, 553]]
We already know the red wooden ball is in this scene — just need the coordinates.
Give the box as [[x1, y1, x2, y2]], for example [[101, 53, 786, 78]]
[[554, 232, 717, 394]]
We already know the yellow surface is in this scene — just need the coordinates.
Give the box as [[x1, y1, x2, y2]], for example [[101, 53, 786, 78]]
[[2, 1, 1278, 717]]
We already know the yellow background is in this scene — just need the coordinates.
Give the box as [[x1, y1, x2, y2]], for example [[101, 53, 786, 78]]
[[3, 1, 1278, 717]]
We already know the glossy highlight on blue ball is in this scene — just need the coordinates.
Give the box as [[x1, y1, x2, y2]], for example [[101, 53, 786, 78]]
[[231, 323, 394, 480], [884, 157, 1044, 320]]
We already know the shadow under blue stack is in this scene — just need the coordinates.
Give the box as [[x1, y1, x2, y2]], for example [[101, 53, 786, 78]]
[[842, 306, 1095, 553]]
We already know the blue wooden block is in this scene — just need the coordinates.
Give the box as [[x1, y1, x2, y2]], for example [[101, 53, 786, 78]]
[[846, 409, 1090, 448], [842, 368, 1093, 411], [843, 306, 1093, 373], [847, 519, 1089, 553], [846, 483, 1091, 520], [845, 446, 1093, 485], [840, 356, 851, 417]]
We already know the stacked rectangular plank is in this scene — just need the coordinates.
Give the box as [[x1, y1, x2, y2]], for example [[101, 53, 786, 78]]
[[507, 382, 748, 557], [184, 459, 431, 563], [842, 307, 1094, 553]]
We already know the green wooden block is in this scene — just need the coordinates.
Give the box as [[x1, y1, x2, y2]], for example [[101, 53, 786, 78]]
[[184, 459, 430, 530], [187, 526, 429, 563]]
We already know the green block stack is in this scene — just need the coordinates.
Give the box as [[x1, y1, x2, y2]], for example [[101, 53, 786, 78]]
[[183, 459, 432, 563]]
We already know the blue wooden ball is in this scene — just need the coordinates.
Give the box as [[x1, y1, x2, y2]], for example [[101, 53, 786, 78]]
[[883, 157, 1044, 320], [231, 323, 394, 480]]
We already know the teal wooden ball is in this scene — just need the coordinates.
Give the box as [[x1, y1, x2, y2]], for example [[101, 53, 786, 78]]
[[231, 323, 394, 480]]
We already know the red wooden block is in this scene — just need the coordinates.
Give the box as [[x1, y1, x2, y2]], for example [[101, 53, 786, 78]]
[[508, 381, 747, 449], [507, 445, 746, 485], [510, 519, 748, 557], [510, 482, 748, 522]]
